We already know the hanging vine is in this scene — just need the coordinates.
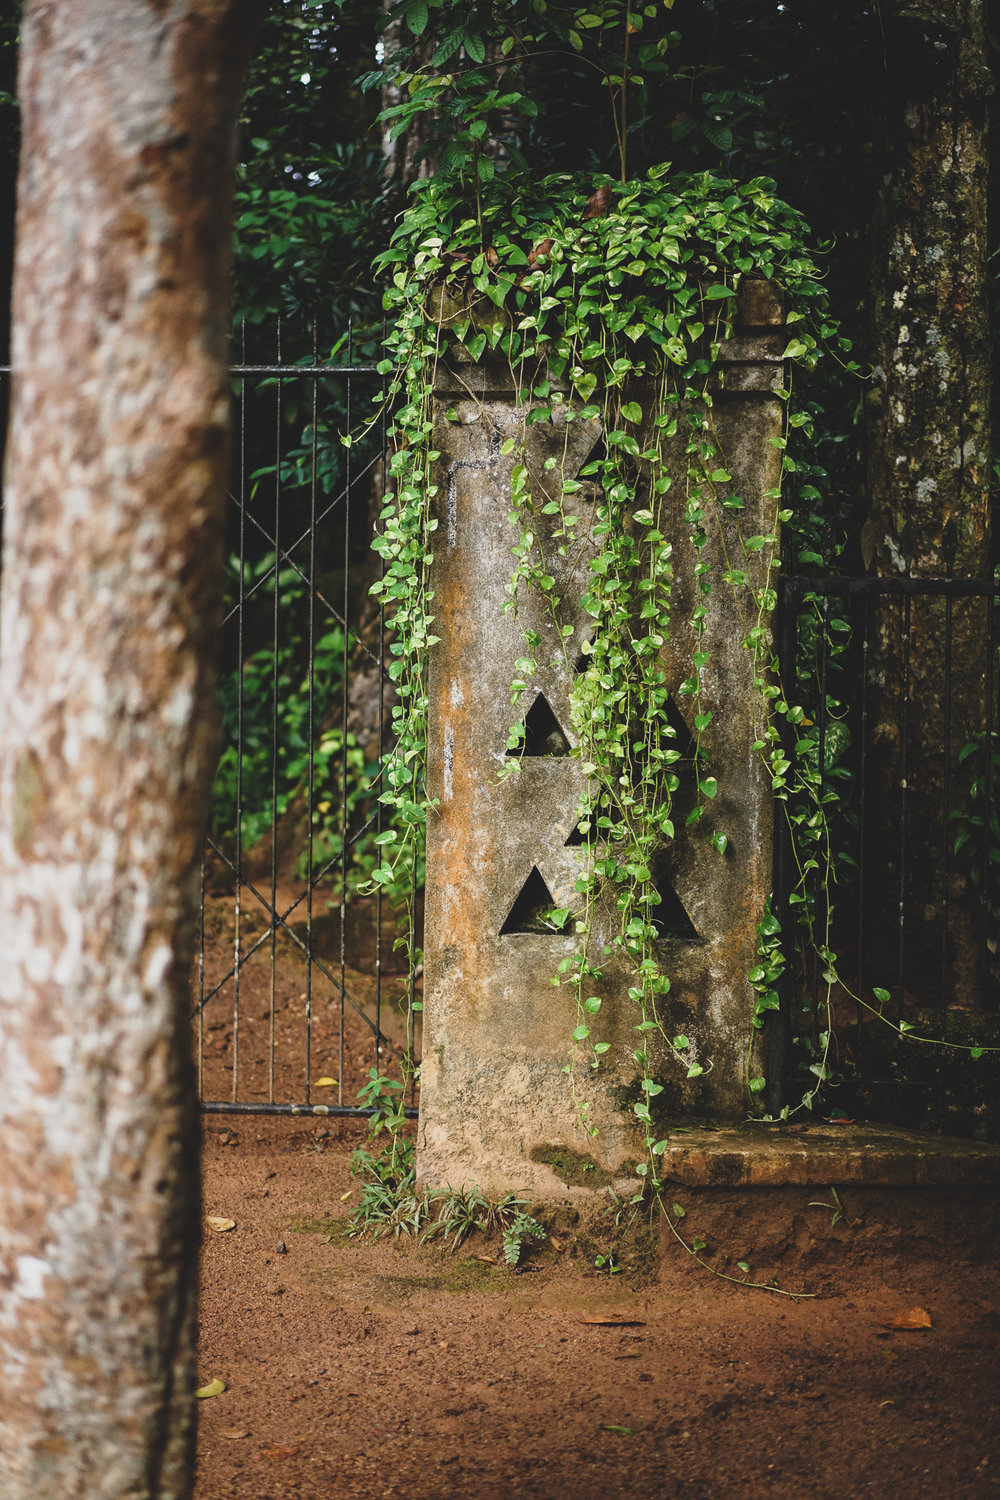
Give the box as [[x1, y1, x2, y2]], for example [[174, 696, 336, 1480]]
[[353, 4, 998, 1216], [368, 162, 841, 1116]]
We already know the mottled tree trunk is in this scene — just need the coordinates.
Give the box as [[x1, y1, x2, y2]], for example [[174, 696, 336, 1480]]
[[0, 3, 258, 1496], [864, 0, 993, 1011]]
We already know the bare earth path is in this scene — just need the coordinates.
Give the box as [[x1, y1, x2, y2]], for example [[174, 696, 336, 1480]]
[[195, 1118, 1000, 1500]]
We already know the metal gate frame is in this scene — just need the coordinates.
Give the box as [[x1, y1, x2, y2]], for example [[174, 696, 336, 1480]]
[[196, 325, 418, 1120]]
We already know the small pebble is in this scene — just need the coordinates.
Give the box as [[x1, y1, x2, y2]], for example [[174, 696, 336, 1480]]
[[276, 1240, 287, 1255]]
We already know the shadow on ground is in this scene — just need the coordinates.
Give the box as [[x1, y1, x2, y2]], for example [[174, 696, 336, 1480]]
[[196, 1117, 1000, 1500]]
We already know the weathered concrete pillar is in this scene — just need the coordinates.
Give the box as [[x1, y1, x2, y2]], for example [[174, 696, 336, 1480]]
[[417, 285, 785, 1196]]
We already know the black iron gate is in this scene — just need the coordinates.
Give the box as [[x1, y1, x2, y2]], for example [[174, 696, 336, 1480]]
[[776, 573, 999, 1135], [196, 324, 418, 1120]]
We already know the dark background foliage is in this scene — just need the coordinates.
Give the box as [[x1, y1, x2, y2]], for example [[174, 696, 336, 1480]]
[[4, 2, 985, 562]]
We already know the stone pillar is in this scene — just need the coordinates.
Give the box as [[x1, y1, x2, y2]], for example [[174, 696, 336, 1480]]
[[417, 285, 785, 1196]]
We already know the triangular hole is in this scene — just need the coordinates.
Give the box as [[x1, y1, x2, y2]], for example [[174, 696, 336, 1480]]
[[665, 697, 696, 759], [500, 866, 558, 935], [573, 638, 595, 674], [507, 692, 570, 758], [649, 872, 698, 942], [576, 435, 607, 499], [565, 820, 588, 847]]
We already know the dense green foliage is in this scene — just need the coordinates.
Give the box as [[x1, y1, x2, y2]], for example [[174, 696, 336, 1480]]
[[361, 0, 999, 1154], [364, 0, 884, 562], [234, 0, 386, 330], [368, 147, 852, 1123]]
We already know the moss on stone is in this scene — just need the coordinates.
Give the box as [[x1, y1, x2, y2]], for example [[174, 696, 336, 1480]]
[[530, 1144, 613, 1188]]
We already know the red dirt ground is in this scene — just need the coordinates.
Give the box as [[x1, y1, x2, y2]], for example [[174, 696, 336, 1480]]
[[194, 883, 416, 1112], [195, 1116, 1000, 1500], [192, 884, 1000, 1498]]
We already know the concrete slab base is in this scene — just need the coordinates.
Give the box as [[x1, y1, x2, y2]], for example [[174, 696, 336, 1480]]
[[644, 1125, 1000, 1282], [654, 1121, 1000, 1189]]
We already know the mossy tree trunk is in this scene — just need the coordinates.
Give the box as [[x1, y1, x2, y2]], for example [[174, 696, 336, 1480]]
[[0, 3, 259, 1495], [864, 0, 993, 1012]]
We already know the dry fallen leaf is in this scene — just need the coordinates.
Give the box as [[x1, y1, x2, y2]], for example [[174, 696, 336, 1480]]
[[583, 184, 613, 220], [549, 1235, 567, 1253], [196, 1378, 227, 1399], [263, 1444, 300, 1460], [339, 1190, 352, 1201], [220, 1428, 250, 1440], [877, 1307, 932, 1331], [475, 1254, 498, 1265], [315, 1077, 338, 1088], [205, 1217, 236, 1233], [582, 1317, 646, 1327], [527, 236, 554, 267]]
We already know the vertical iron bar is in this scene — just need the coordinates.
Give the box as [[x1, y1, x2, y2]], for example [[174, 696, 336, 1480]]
[[268, 317, 283, 1104], [197, 854, 206, 1100], [406, 395, 417, 1079], [856, 587, 870, 1075], [817, 596, 829, 788], [897, 591, 911, 1022], [984, 587, 997, 1006], [771, 575, 798, 1116], [940, 586, 954, 1015], [339, 322, 353, 1106], [816, 594, 830, 1050], [304, 323, 320, 1106], [232, 318, 248, 1105], [374, 322, 386, 1092]]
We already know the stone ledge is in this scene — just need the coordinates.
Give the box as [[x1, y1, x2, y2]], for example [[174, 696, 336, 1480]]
[[655, 1122, 1000, 1189]]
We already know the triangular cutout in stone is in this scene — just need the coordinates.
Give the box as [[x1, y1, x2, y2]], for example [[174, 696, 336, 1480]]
[[507, 692, 570, 758], [577, 434, 607, 499], [649, 869, 698, 942], [565, 820, 588, 847], [573, 639, 595, 674], [500, 866, 558, 935], [665, 697, 697, 759]]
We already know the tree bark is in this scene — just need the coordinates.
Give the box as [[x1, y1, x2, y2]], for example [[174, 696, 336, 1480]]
[[863, 0, 993, 1011], [0, 3, 259, 1495]]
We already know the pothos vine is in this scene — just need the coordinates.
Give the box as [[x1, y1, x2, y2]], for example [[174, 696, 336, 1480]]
[[371, 165, 803, 1089], [360, 163, 997, 1217]]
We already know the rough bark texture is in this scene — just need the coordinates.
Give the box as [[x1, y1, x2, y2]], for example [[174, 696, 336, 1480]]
[[0, 3, 258, 1495], [866, 0, 991, 576], [864, 0, 993, 1010]]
